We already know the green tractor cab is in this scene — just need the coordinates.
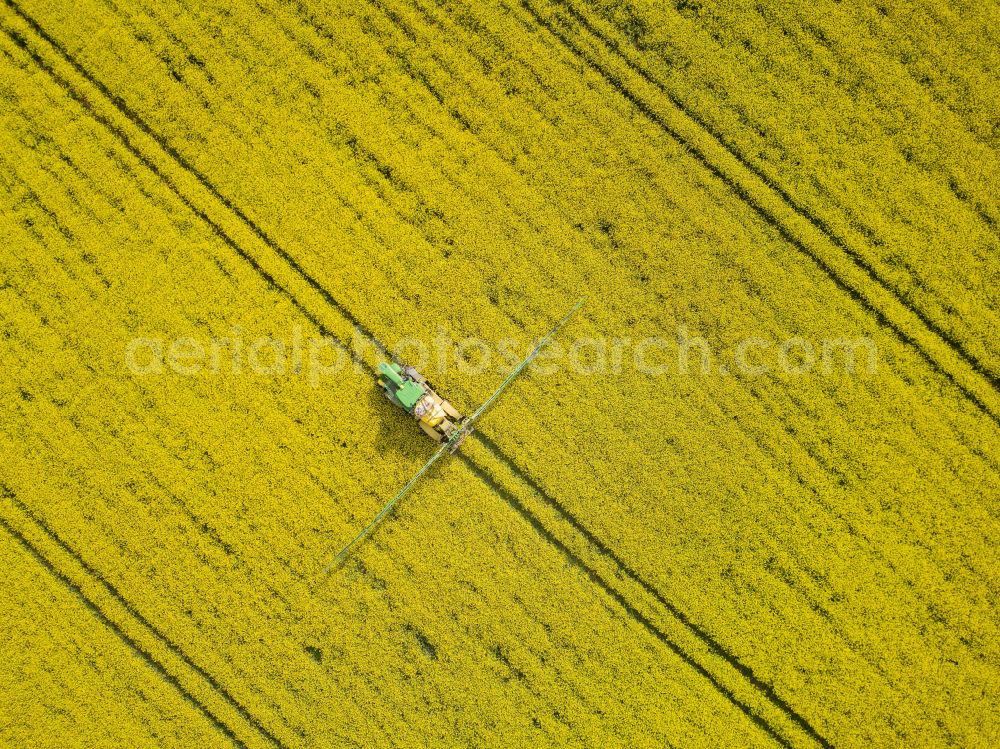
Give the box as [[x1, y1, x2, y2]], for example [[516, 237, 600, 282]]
[[378, 362, 425, 412]]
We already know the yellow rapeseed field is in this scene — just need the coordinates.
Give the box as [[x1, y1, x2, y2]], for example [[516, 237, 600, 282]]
[[1, 0, 997, 746]]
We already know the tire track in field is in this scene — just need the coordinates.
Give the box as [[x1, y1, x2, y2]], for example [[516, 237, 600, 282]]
[[0, 522, 246, 748], [0, 5, 822, 744], [581, 0, 1000, 317], [472, 432, 834, 740], [550, 0, 1000, 376], [763, 7, 1000, 244], [0, 0, 387, 359], [514, 0, 1000, 425], [0, 12, 376, 361], [0, 485, 284, 749], [0, 19, 339, 748], [457, 453, 801, 749], [0, 273, 408, 748]]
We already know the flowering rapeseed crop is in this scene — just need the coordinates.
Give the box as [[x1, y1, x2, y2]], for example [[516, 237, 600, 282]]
[[1, 0, 997, 746]]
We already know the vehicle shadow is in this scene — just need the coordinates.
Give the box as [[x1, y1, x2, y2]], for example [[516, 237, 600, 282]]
[[365, 382, 431, 461]]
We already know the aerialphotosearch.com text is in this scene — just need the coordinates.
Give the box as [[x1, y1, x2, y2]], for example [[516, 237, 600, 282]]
[[125, 325, 878, 387]]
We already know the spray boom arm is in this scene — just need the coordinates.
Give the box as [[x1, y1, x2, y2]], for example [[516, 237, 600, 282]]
[[326, 298, 585, 572]]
